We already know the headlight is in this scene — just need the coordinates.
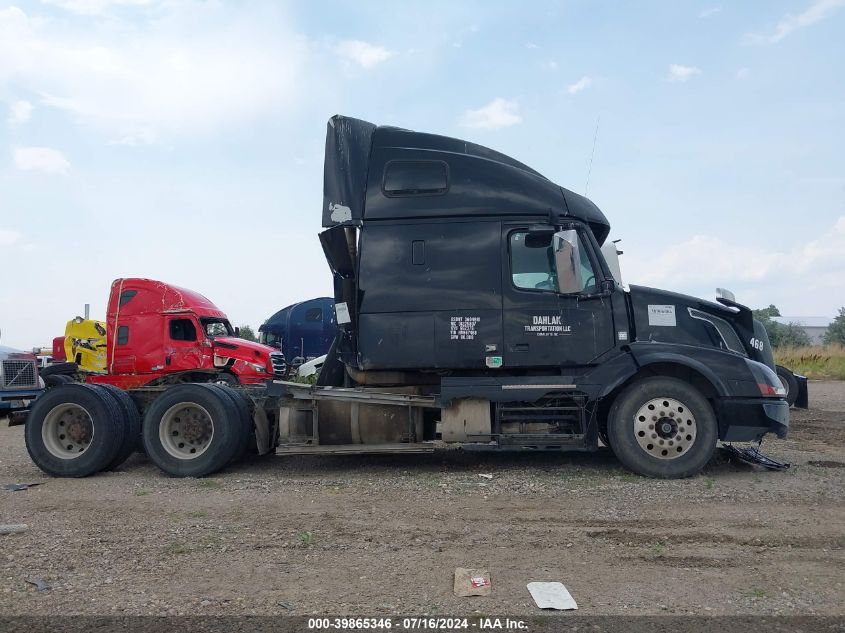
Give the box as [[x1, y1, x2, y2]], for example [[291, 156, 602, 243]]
[[249, 362, 266, 373]]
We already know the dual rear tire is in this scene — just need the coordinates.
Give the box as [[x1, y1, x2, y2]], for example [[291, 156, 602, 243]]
[[26, 383, 250, 478], [25, 383, 139, 477], [141, 384, 252, 477]]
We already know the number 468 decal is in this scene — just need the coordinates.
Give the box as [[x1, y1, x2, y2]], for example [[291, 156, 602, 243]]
[[750, 337, 765, 351]]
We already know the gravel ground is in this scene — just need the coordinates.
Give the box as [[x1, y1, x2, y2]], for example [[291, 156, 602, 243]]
[[1, 382, 843, 616]]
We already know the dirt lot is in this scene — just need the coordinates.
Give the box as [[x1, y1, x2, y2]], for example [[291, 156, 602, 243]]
[[1, 382, 843, 616]]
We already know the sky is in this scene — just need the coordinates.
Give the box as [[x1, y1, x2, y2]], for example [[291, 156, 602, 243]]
[[0, 0, 844, 350]]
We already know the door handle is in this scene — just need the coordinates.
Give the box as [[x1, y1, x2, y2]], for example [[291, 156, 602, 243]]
[[165, 356, 171, 366]]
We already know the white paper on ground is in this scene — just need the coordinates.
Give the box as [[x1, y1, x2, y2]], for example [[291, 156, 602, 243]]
[[526, 582, 578, 610]]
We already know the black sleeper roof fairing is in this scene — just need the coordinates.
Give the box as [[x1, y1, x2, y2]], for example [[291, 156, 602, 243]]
[[322, 115, 611, 245]]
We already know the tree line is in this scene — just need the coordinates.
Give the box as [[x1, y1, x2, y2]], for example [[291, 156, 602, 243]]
[[752, 305, 845, 348]]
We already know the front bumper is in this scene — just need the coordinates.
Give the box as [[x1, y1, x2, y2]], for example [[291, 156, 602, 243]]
[[717, 397, 789, 442], [0, 389, 42, 412]]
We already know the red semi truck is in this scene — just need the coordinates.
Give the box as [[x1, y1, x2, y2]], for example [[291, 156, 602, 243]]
[[81, 278, 286, 388]]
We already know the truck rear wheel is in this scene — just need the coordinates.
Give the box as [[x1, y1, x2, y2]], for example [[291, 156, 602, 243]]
[[96, 383, 142, 470], [199, 384, 252, 464], [25, 384, 123, 477], [607, 377, 717, 479], [40, 362, 78, 378], [775, 365, 798, 407], [142, 384, 241, 477], [44, 374, 74, 388]]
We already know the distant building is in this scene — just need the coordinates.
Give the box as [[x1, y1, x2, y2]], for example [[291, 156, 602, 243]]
[[771, 316, 834, 345]]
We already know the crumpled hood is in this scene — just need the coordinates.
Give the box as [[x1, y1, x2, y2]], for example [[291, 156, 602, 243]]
[[212, 336, 277, 361]]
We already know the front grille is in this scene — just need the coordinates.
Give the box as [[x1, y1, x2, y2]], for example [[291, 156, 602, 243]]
[[269, 352, 287, 378], [2, 360, 37, 389]]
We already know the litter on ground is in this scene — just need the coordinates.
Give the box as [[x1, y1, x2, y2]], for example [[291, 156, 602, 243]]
[[453, 568, 492, 597], [527, 582, 577, 610]]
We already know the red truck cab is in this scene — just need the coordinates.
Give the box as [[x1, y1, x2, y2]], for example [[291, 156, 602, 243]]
[[52, 336, 67, 362], [88, 278, 285, 389]]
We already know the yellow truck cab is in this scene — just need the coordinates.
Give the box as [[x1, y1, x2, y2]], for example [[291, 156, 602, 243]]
[[64, 317, 107, 373]]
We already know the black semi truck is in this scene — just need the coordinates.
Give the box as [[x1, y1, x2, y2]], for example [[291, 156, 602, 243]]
[[23, 115, 789, 479]]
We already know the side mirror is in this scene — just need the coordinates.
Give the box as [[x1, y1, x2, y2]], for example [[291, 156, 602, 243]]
[[234, 326, 241, 337], [600, 240, 624, 288], [553, 230, 583, 294]]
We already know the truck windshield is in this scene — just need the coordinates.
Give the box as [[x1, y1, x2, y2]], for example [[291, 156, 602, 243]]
[[260, 331, 281, 348], [200, 318, 234, 337]]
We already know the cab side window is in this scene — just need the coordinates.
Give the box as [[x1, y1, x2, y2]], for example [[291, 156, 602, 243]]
[[169, 318, 197, 342], [510, 232, 556, 290], [510, 229, 598, 293]]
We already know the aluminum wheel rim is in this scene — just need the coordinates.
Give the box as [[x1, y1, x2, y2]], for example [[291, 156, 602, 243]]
[[159, 402, 214, 460], [42, 403, 94, 459], [633, 397, 697, 460]]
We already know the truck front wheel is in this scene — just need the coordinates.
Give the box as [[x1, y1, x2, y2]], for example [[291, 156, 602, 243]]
[[607, 377, 717, 479]]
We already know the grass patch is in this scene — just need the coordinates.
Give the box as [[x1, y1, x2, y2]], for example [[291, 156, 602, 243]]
[[613, 470, 641, 482], [200, 534, 224, 548], [650, 541, 666, 557], [774, 345, 845, 380], [196, 479, 222, 490], [297, 531, 315, 547], [745, 587, 768, 599], [704, 477, 715, 490], [164, 542, 193, 555], [134, 488, 151, 496], [186, 510, 208, 519]]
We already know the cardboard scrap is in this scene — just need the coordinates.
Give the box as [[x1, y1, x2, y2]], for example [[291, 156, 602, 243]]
[[527, 582, 577, 610], [454, 568, 492, 597]]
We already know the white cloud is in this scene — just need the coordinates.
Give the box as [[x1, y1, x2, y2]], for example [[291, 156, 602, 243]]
[[746, 0, 845, 44], [13, 146, 71, 174], [41, 0, 154, 16], [668, 64, 702, 82], [736, 67, 750, 80], [107, 126, 158, 146], [334, 40, 395, 69], [623, 216, 845, 313], [699, 6, 722, 18], [525, 42, 539, 49], [461, 98, 522, 130], [0, 228, 22, 246], [567, 76, 592, 95], [0, 4, 307, 142], [7, 99, 33, 125]]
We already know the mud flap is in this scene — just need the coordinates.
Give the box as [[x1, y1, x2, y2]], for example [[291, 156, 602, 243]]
[[7, 410, 29, 427], [721, 443, 791, 471], [793, 373, 809, 409]]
